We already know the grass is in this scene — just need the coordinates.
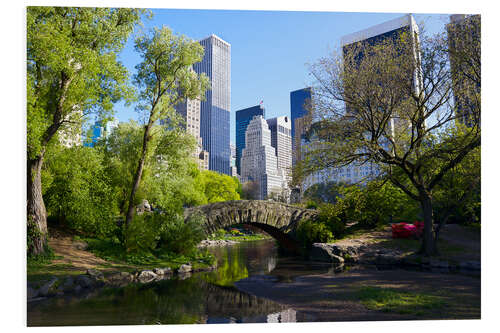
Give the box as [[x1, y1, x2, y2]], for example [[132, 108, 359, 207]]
[[82, 237, 216, 271], [27, 249, 84, 284], [377, 237, 466, 258], [356, 286, 447, 316]]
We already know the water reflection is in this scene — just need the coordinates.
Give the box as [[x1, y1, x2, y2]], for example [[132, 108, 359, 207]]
[[27, 240, 295, 326]]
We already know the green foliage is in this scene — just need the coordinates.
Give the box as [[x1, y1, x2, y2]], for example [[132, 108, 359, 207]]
[[123, 212, 206, 255], [316, 203, 346, 237], [27, 7, 145, 159], [356, 287, 447, 315], [158, 213, 206, 255], [296, 219, 334, 248], [123, 213, 162, 254], [43, 146, 119, 237], [303, 181, 345, 204], [200, 170, 241, 203]]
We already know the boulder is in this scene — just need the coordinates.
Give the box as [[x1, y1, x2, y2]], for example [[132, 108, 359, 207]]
[[27, 286, 39, 299], [74, 241, 88, 251], [87, 269, 103, 279], [76, 275, 94, 288], [309, 244, 345, 264], [177, 264, 193, 274], [136, 199, 152, 215], [38, 278, 58, 297], [153, 267, 172, 276], [178, 272, 192, 280], [137, 270, 158, 283]]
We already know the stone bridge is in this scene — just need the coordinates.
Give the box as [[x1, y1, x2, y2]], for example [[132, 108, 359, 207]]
[[184, 200, 318, 254]]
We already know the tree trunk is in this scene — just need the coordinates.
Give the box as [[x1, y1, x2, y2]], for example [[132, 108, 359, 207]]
[[125, 122, 153, 226], [27, 153, 48, 256], [419, 193, 438, 256]]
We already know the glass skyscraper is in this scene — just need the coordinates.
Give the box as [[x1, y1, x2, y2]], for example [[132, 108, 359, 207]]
[[193, 34, 231, 175], [290, 87, 312, 166], [235, 105, 265, 174]]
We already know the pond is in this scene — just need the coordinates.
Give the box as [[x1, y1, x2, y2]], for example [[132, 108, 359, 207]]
[[27, 239, 332, 326], [27, 238, 481, 325]]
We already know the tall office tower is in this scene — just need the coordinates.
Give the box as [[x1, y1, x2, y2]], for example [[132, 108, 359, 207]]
[[240, 116, 288, 200], [266, 116, 292, 178], [290, 88, 312, 166], [84, 121, 104, 147], [341, 13, 422, 116], [193, 34, 231, 175], [230, 143, 238, 177], [303, 13, 419, 186], [171, 97, 210, 170], [235, 105, 266, 174], [447, 14, 481, 127], [105, 119, 119, 138]]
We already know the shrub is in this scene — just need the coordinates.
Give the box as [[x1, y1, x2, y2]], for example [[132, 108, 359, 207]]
[[43, 146, 119, 237], [296, 219, 334, 248], [123, 213, 162, 253], [317, 203, 346, 237], [158, 213, 206, 254]]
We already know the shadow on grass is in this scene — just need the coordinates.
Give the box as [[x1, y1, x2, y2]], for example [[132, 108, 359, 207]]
[[355, 286, 447, 316]]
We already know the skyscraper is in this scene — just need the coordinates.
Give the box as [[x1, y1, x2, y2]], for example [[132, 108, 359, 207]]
[[235, 105, 266, 174], [290, 88, 312, 166], [171, 97, 210, 170], [240, 116, 288, 200], [266, 116, 292, 179], [446, 14, 481, 127], [193, 34, 231, 175]]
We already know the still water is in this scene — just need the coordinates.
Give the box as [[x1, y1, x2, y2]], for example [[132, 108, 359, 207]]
[[27, 240, 334, 326]]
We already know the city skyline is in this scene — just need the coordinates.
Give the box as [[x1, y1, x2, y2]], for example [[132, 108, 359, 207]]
[[110, 9, 450, 144]]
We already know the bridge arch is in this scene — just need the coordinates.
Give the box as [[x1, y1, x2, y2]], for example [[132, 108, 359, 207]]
[[184, 200, 318, 254]]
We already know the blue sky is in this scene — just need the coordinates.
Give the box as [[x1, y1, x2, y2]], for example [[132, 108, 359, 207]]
[[111, 9, 451, 144]]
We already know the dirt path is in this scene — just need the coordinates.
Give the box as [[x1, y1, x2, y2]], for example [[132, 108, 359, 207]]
[[48, 228, 120, 272]]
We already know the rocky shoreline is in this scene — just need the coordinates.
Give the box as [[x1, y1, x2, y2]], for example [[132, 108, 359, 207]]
[[309, 242, 481, 272], [197, 239, 239, 247], [27, 264, 217, 303]]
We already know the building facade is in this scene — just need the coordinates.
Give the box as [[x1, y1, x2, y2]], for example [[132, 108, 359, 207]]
[[240, 116, 288, 200], [302, 14, 420, 192], [446, 14, 481, 127], [171, 97, 210, 171], [235, 105, 266, 175], [290, 87, 312, 166], [194, 34, 231, 175], [266, 116, 292, 179]]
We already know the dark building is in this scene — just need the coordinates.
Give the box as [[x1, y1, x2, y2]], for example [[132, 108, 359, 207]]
[[235, 105, 265, 174], [446, 14, 481, 127], [290, 87, 312, 166]]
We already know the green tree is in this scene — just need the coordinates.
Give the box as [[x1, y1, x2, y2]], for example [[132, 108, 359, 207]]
[[27, 7, 145, 255], [300, 22, 480, 256], [43, 146, 119, 237], [201, 170, 241, 203], [125, 26, 209, 226]]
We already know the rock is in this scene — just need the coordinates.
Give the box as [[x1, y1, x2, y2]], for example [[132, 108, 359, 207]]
[[376, 254, 400, 265], [309, 244, 345, 264], [177, 264, 193, 274], [107, 271, 134, 285], [27, 286, 39, 299], [38, 278, 58, 297], [61, 277, 75, 292], [76, 275, 94, 288], [74, 241, 88, 251], [74, 285, 82, 294], [459, 261, 481, 271], [87, 269, 103, 279], [178, 272, 192, 280], [136, 199, 152, 215], [153, 267, 172, 275], [137, 270, 158, 283], [430, 260, 449, 269]]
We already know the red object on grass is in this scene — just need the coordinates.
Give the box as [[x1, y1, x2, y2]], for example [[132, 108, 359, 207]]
[[391, 221, 424, 238]]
